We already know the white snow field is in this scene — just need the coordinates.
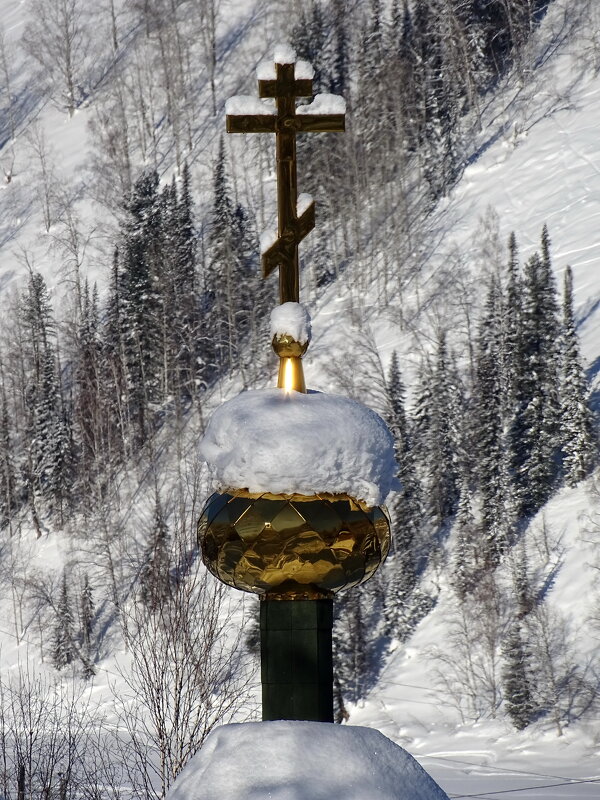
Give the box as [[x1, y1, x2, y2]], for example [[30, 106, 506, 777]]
[[167, 721, 450, 800], [0, 1, 599, 799]]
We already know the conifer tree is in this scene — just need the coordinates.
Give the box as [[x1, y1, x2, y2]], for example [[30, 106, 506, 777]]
[[559, 265, 595, 485], [386, 351, 423, 557], [53, 569, 74, 669], [502, 231, 522, 414], [80, 572, 95, 678], [502, 621, 535, 730], [32, 346, 73, 520], [475, 277, 511, 565], [419, 334, 460, 527], [204, 138, 261, 381], [452, 475, 477, 598], [139, 496, 172, 612], [512, 543, 534, 619], [0, 386, 16, 529], [172, 163, 199, 402], [101, 247, 128, 459], [119, 169, 163, 444], [74, 281, 101, 485], [509, 232, 561, 517]]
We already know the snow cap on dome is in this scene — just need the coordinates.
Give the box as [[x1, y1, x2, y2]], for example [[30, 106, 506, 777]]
[[199, 388, 398, 507]]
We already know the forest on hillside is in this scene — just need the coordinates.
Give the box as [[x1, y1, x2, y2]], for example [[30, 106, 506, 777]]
[[0, 1, 599, 798]]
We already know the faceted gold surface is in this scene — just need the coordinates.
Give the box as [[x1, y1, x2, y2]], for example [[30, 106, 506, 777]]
[[198, 491, 390, 598], [272, 334, 309, 358]]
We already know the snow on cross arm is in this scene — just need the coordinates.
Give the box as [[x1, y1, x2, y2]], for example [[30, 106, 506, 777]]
[[225, 96, 275, 115], [297, 93, 346, 115], [198, 388, 398, 508]]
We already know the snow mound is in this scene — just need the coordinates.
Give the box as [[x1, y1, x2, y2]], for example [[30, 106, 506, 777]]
[[198, 389, 397, 507], [167, 722, 450, 800], [270, 302, 311, 344]]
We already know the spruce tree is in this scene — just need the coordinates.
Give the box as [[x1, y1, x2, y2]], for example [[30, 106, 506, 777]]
[[509, 232, 561, 517], [502, 621, 535, 730], [452, 475, 477, 598], [172, 163, 199, 402], [0, 386, 16, 529], [53, 569, 74, 669], [559, 265, 595, 485], [419, 335, 460, 527], [475, 277, 511, 565], [386, 351, 423, 557], [80, 573, 95, 678], [139, 496, 172, 612], [32, 346, 72, 521], [74, 281, 101, 484], [119, 169, 163, 444]]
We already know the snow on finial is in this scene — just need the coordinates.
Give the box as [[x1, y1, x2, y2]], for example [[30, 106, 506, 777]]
[[270, 302, 311, 345], [274, 43, 296, 64]]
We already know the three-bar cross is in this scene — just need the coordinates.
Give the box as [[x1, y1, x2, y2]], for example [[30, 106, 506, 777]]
[[226, 56, 345, 304]]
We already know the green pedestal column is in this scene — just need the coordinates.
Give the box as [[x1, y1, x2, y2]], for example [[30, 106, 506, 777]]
[[260, 598, 334, 722]]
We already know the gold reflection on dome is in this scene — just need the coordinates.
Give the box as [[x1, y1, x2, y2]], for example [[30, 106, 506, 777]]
[[198, 490, 390, 599]]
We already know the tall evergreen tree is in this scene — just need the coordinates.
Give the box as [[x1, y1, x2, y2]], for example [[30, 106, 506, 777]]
[[119, 169, 163, 444], [171, 163, 199, 402], [417, 334, 460, 527], [32, 346, 72, 520], [509, 230, 561, 516], [53, 569, 74, 669], [559, 265, 595, 484], [80, 573, 96, 678], [475, 277, 511, 565], [502, 621, 535, 730], [203, 138, 263, 381], [0, 386, 16, 529], [452, 474, 478, 599], [386, 351, 424, 557], [139, 496, 172, 612]]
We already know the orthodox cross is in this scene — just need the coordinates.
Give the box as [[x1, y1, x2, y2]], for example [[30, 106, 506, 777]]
[[226, 52, 345, 304]]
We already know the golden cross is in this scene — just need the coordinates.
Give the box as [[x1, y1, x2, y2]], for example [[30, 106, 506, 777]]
[[226, 57, 345, 304]]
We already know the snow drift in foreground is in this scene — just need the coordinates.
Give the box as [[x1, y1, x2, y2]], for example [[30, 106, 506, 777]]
[[199, 389, 397, 506], [167, 721, 450, 800]]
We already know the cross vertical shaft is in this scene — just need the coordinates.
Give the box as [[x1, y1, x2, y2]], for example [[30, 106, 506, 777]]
[[226, 54, 345, 305], [276, 63, 300, 303]]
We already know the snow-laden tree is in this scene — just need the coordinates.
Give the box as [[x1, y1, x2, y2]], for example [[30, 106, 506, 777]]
[[502, 621, 535, 730], [31, 346, 73, 522], [80, 572, 96, 679], [118, 169, 163, 444], [474, 277, 512, 565], [52, 569, 74, 669], [415, 334, 461, 528], [508, 231, 561, 517], [559, 265, 595, 485]]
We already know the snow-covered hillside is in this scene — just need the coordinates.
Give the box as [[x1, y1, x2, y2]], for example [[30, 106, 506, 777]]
[[0, 1, 599, 799]]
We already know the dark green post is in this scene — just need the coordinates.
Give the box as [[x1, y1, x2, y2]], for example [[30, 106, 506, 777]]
[[260, 598, 334, 722]]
